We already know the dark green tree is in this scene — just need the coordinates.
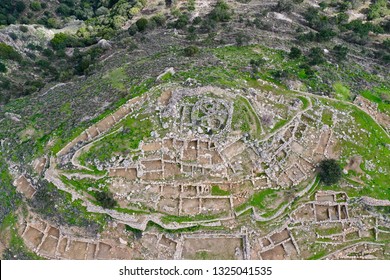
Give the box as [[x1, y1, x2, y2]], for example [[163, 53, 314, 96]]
[[318, 159, 343, 186]]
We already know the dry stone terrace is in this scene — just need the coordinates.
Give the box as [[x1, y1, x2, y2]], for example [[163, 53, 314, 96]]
[[16, 189, 389, 260], [50, 85, 346, 224], [11, 83, 390, 259]]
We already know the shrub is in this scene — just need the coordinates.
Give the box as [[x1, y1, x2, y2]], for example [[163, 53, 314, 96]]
[[15, 1, 26, 13], [0, 62, 7, 73], [318, 159, 342, 186], [9, 32, 17, 40], [50, 33, 83, 50], [274, 0, 293, 13], [382, 39, 390, 51], [209, 0, 233, 22], [174, 14, 189, 29], [307, 47, 326, 65], [136, 18, 148, 32], [316, 29, 336, 42], [46, 18, 60, 28], [30, 1, 42, 11], [184, 45, 199, 56], [94, 191, 117, 209], [0, 43, 22, 61], [235, 32, 250, 46], [289, 47, 302, 59], [128, 24, 138, 36], [332, 45, 348, 60], [151, 14, 166, 26], [19, 25, 29, 33], [367, 0, 388, 20], [56, 4, 72, 16]]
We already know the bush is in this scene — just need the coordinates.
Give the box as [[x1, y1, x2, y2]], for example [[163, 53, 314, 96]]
[[209, 0, 233, 22], [9, 32, 17, 40], [50, 33, 83, 50], [56, 4, 72, 16], [0, 62, 7, 73], [151, 14, 166, 27], [316, 29, 336, 42], [274, 0, 293, 13], [94, 191, 117, 209], [184, 45, 199, 57], [382, 39, 390, 51], [0, 43, 22, 61], [136, 18, 148, 32], [307, 47, 326, 65], [19, 25, 29, 33], [128, 24, 138, 36], [30, 1, 42, 11], [174, 14, 189, 29], [332, 45, 348, 60], [235, 32, 250, 46], [289, 47, 302, 59], [367, 0, 388, 20], [46, 18, 60, 28], [15, 1, 26, 13], [318, 159, 342, 186]]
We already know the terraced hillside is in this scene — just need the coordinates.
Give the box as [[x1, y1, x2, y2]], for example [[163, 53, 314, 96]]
[[0, 0, 389, 260]]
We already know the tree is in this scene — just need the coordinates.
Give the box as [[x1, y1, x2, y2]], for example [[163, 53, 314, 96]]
[[318, 159, 342, 186]]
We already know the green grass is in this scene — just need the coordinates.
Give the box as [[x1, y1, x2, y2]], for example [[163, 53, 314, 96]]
[[211, 185, 231, 196], [360, 87, 390, 115], [159, 71, 173, 81], [249, 189, 278, 210], [61, 176, 110, 194], [271, 119, 288, 133], [333, 82, 352, 101], [298, 96, 310, 110], [316, 224, 343, 236], [318, 98, 390, 200], [321, 109, 333, 126], [103, 67, 129, 91], [232, 96, 262, 138], [79, 114, 154, 166], [161, 213, 220, 224]]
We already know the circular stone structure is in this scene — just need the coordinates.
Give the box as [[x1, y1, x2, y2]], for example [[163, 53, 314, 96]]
[[191, 97, 231, 135]]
